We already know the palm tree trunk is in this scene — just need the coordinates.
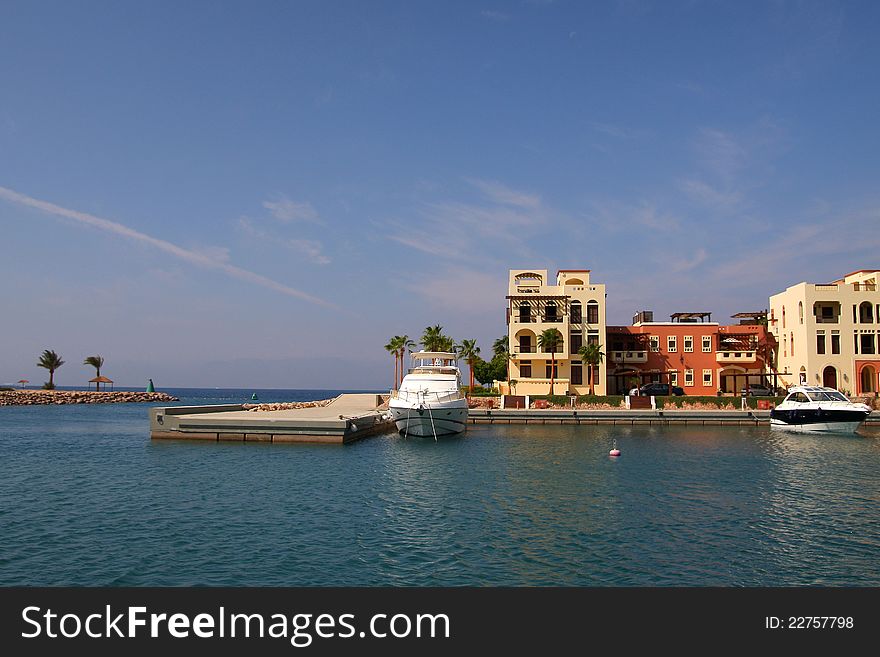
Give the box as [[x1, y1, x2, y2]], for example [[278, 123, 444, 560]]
[[398, 350, 405, 388], [469, 359, 474, 392], [393, 354, 398, 391], [549, 351, 555, 395], [589, 364, 595, 395], [49, 369, 54, 387]]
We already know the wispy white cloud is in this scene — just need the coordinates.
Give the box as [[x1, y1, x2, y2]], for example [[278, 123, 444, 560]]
[[238, 216, 331, 265], [0, 186, 335, 308], [191, 245, 231, 263], [693, 128, 746, 182], [401, 267, 506, 314], [314, 86, 334, 107], [590, 122, 635, 139], [385, 182, 548, 264], [588, 200, 681, 232], [465, 177, 541, 208], [288, 239, 331, 265], [675, 80, 704, 94], [678, 178, 742, 212], [708, 205, 880, 289], [262, 196, 321, 223], [481, 10, 510, 21], [671, 247, 708, 272]]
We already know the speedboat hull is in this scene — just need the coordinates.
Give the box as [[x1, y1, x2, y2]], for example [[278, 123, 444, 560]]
[[388, 401, 468, 437], [769, 408, 869, 433]]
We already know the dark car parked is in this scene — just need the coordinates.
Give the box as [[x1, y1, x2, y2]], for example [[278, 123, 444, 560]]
[[635, 383, 685, 396], [741, 384, 776, 396]]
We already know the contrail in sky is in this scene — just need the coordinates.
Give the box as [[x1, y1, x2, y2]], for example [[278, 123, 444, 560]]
[[0, 186, 336, 309]]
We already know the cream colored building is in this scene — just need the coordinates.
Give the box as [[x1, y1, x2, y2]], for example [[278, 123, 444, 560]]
[[769, 269, 880, 395], [505, 269, 607, 395]]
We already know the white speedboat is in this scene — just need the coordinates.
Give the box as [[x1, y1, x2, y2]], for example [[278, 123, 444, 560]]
[[388, 351, 468, 438], [770, 386, 871, 433]]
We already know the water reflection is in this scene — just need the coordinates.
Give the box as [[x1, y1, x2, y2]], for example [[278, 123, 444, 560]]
[[1, 403, 879, 586]]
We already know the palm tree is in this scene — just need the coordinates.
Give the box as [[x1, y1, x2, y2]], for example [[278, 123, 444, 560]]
[[83, 355, 105, 390], [438, 334, 456, 352], [537, 328, 563, 395], [37, 349, 65, 389], [456, 339, 481, 392], [397, 335, 416, 388], [492, 336, 512, 392], [421, 325, 444, 351], [578, 343, 606, 395], [385, 337, 402, 391]]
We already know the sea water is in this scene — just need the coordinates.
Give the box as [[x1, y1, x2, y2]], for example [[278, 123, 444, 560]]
[[1, 388, 879, 586]]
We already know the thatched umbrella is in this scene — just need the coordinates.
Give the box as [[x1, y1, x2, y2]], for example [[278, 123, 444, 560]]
[[17, 379, 29, 388], [89, 376, 114, 392]]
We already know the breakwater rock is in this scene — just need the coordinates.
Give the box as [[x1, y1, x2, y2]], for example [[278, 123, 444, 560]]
[[242, 399, 333, 412], [0, 390, 179, 406]]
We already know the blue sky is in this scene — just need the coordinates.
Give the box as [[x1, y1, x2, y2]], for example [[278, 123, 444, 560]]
[[1, 0, 878, 388]]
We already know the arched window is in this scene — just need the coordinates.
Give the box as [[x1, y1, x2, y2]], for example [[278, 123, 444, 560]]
[[570, 301, 582, 323], [859, 301, 874, 323], [790, 332, 794, 357], [782, 306, 786, 329], [545, 301, 558, 322], [798, 301, 803, 324], [586, 301, 599, 324]]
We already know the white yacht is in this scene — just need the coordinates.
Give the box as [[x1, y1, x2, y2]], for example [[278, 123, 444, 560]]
[[388, 351, 468, 438], [770, 386, 871, 433]]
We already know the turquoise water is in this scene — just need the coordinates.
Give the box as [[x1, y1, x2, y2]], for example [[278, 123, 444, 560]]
[[1, 388, 879, 586]]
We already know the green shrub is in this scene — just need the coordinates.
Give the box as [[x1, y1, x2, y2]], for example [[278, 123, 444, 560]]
[[654, 396, 785, 409], [576, 395, 625, 406], [42, 382, 55, 390], [467, 386, 501, 397]]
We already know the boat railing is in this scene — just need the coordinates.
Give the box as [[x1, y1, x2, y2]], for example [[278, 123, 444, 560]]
[[391, 389, 464, 403]]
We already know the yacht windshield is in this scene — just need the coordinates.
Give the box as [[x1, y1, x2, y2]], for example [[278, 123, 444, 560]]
[[807, 391, 849, 402]]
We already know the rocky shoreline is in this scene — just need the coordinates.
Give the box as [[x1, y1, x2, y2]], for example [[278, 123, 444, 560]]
[[242, 399, 334, 412], [0, 390, 180, 406]]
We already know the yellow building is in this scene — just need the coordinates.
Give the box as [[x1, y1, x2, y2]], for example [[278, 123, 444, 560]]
[[505, 269, 607, 395], [769, 269, 880, 395]]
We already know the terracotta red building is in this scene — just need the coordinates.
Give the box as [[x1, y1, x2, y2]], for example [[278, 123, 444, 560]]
[[606, 311, 775, 395]]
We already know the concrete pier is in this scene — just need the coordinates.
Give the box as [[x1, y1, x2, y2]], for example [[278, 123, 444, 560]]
[[150, 394, 393, 444]]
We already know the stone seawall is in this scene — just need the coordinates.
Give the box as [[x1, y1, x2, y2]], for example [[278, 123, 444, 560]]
[[0, 390, 179, 406]]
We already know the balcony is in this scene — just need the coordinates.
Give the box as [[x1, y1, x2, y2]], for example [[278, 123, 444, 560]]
[[716, 351, 757, 363], [610, 351, 647, 363], [511, 346, 568, 358], [509, 378, 571, 394], [513, 315, 536, 323]]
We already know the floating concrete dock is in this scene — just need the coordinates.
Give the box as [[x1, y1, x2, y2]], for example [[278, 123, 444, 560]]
[[467, 408, 771, 426], [468, 408, 880, 426], [150, 394, 393, 444]]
